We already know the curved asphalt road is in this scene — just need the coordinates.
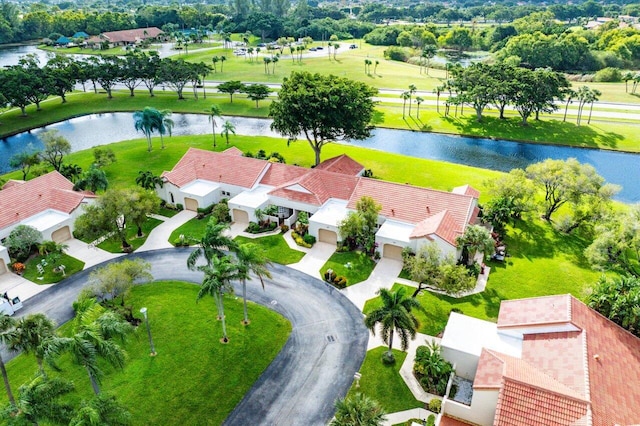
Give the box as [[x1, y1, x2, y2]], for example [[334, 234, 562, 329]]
[[14, 248, 369, 426]]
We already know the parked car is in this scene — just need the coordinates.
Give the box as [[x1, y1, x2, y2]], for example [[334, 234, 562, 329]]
[[349, 44, 357, 49], [309, 47, 317, 51], [316, 46, 323, 50]]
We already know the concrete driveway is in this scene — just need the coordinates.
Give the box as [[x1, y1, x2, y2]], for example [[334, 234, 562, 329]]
[[15, 248, 369, 426]]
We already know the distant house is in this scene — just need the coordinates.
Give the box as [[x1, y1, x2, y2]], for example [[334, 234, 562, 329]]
[[157, 148, 480, 260], [438, 294, 640, 426], [85, 27, 163, 48], [71, 31, 89, 40], [0, 172, 95, 274], [55, 36, 71, 46]]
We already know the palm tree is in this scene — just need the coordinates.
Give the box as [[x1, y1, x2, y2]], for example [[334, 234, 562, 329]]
[[135, 170, 164, 190], [247, 47, 254, 62], [333, 43, 339, 60], [219, 55, 227, 72], [408, 84, 417, 116], [45, 300, 133, 395], [197, 255, 239, 343], [272, 55, 279, 73], [455, 224, 494, 265], [330, 393, 386, 426], [9, 314, 56, 376], [415, 96, 424, 119], [401, 91, 410, 118], [187, 217, 238, 270], [0, 316, 17, 406], [374, 60, 379, 74], [158, 109, 174, 149], [221, 120, 236, 146], [235, 243, 273, 325], [133, 107, 161, 152], [1, 374, 74, 425], [211, 55, 219, 72], [263, 56, 271, 74], [206, 104, 223, 148], [623, 71, 634, 93], [364, 287, 422, 361], [70, 394, 131, 426]]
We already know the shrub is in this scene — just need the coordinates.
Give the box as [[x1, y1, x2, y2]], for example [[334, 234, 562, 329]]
[[6, 225, 42, 262], [384, 46, 410, 62], [176, 203, 184, 211], [173, 234, 191, 247], [212, 199, 231, 223], [324, 269, 337, 282], [280, 224, 289, 233], [302, 234, 316, 245], [197, 203, 215, 216], [292, 231, 312, 248], [427, 414, 436, 425], [381, 351, 396, 365], [428, 399, 442, 414], [11, 262, 25, 274], [414, 341, 454, 396], [332, 275, 347, 288], [245, 222, 261, 233], [362, 168, 374, 178], [594, 67, 622, 82]]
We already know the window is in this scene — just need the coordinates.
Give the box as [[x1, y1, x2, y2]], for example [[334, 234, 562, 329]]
[[221, 190, 231, 197], [170, 192, 175, 203]]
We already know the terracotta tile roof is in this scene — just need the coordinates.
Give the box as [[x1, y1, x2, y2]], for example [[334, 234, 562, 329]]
[[452, 184, 481, 199], [494, 380, 589, 426], [259, 162, 308, 187], [314, 154, 364, 176], [498, 294, 573, 329], [222, 146, 243, 156], [409, 209, 462, 245], [440, 415, 477, 426], [162, 148, 269, 189], [0, 171, 86, 231], [268, 169, 358, 206], [100, 27, 163, 43], [1, 179, 24, 190]]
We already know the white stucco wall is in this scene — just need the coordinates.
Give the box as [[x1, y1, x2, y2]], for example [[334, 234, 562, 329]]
[[158, 182, 248, 209], [442, 347, 481, 381], [0, 245, 9, 268], [443, 389, 498, 426]]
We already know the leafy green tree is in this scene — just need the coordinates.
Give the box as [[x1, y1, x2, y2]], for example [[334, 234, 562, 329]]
[[44, 54, 77, 104], [442, 27, 472, 53], [235, 243, 273, 325], [483, 169, 535, 229], [205, 104, 223, 148], [217, 80, 246, 103], [133, 107, 162, 152], [9, 150, 40, 180], [364, 287, 422, 361], [9, 314, 56, 376], [270, 72, 377, 166], [6, 225, 42, 262], [0, 316, 16, 406], [90, 56, 124, 99], [39, 130, 71, 172], [82, 258, 152, 309], [0, 66, 32, 116], [197, 255, 240, 343], [45, 300, 133, 395], [588, 275, 640, 337], [338, 196, 381, 253], [159, 58, 199, 100], [139, 51, 162, 97], [456, 225, 495, 265], [1, 374, 74, 425], [127, 187, 160, 237], [221, 120, 236, 146], [93, 147, 116, 168], [244, 83, 272, 108], [19, 55, 51, 112], [404, 243, 445, 297], [187, 217, 238, 270], [59, 164, 83, 183], [438, 263, 476, 296], [121, 52, 145, 97], [74, 165, 109, 193], [70, 394, 131, 426], [135, 170, 163, 190], [330, 393, 386, 426]]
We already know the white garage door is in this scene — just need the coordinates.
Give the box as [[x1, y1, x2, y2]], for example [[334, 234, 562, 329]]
[[318, 229, 338, 245], [184, 197, 199, 211], [233, 209, 249, 224], [51, 226, 72, 243], [383, 244, 404, 260]]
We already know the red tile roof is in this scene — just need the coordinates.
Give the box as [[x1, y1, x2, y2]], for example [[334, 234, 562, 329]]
[[0, 171, 87, 231], [162, 148, 269, 189], [1, 180, 24, 190], [100, 27, 163, 43], [259, 162, 308, 187], [498, 294, 573, 329], [314, 154, 364, 176], [222, 146, 243, 156], [453, 184, 481, 199], [409, 209, 462, 245], [440, 415, 477, 426], [268, 169, 358, 206]]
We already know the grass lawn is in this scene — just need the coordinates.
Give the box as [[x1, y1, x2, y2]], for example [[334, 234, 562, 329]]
[[22, 253, 85, 284], [97, 217, 163, 253], [168, 216, 209, 245], [321, 251, 376, 286], [347, 347, 422, 413], [234, 234, 305, 265], [157, 207, 179, 218], [3, 281, 292, 425], [365, 215, 603, 336]]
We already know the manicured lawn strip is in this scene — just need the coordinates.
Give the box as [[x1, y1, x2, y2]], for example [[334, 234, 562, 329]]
[[157, 207, 179, 218], [3, 281, 292, 425], [168, 216, 209, 245], [97, 217, 163, 253], [22, 253, 85, 284], [320, 251, 376, 286], [347, 347, 422, 413], [234, 234, 305, 265]]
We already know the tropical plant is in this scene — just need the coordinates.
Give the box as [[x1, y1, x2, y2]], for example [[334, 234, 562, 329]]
[[45, 299, 133, 395], [1, 374, 74, 425], [70, 394, 131, 426], [135, 170, 163, 190], [157, 109, 174, 149], [205, 104, 222, 148], [235, 243, 273, 325], [455, 225, 495, 265], [588, 275, 640, 337], [132, 107, 162, 152], [74, 165, 108, 192], [413, 341, 453, 396], [330, 393, 386, 426], [0, 316, 17, 406], [187, 217, 238, 270], [364, 287, 423, 361], [221, 120, 236, 146], [197, 255, 239, 343], [9, 314, 56, 376], [38, 240, 68, 257]]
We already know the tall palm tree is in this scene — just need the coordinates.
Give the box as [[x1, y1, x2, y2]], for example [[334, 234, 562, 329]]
[[45, 300, 133, 395], [187, 217, 238, 270], [206, 105, 222, 148], [408, 84, 417, 116], [158, 109, 174, 149], [133, 107, 161, 152], [235, 243, 273, 325], [9, 314, 56, 376], [219, 55, 227, 72], [70, 394, 131, 426], [364, 287, 422, 360], [330, 393, 386, 426], [135, 170, 164, 190], [197, 255, 239, 343], [401, 91, 410, 118], [1, 374, 74, 425], [221, 120, 236, 146], [415, 97, 424, 120], [0, 316, 17, 406]]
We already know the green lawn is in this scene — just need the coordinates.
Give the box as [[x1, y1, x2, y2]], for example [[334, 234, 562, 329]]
[[157, 207, 179, 218], [347, 347, 422, 413], [234, 234, 306, 265], [168, 216, 209, 246], [97, 217, 163, 253], [321, 251, 376, 286], [22, 253, 85, 284], [3, 281, 292, 425]]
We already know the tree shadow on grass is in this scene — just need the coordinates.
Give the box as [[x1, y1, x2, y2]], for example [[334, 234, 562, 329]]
[[506, 219, 557, 260], [371, 110, 385, 125]]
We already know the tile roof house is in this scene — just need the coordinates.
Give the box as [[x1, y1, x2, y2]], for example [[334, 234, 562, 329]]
[[0, 172, 95, 274], [438, 295, 640, 426], [157, 148, 479, 259], [86, 27, 163, 48]]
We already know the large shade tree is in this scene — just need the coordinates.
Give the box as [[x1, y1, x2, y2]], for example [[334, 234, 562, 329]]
[[364, 287, 423, 362], [270, 71, 378, 166]]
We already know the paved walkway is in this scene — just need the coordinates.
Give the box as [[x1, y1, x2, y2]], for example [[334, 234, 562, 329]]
[[137, 210, 197, 252], [288, 241, 336, 280], [382, 408, 435, 426], [341, 258, 404, 310], [65, 238, 123, 268], [0, 272, 54, 302]]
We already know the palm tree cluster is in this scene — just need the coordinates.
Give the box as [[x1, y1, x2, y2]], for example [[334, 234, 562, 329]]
[[132, 107, 174, 151], [188, 217, 273, 342], [0, 304, 132, 424]]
